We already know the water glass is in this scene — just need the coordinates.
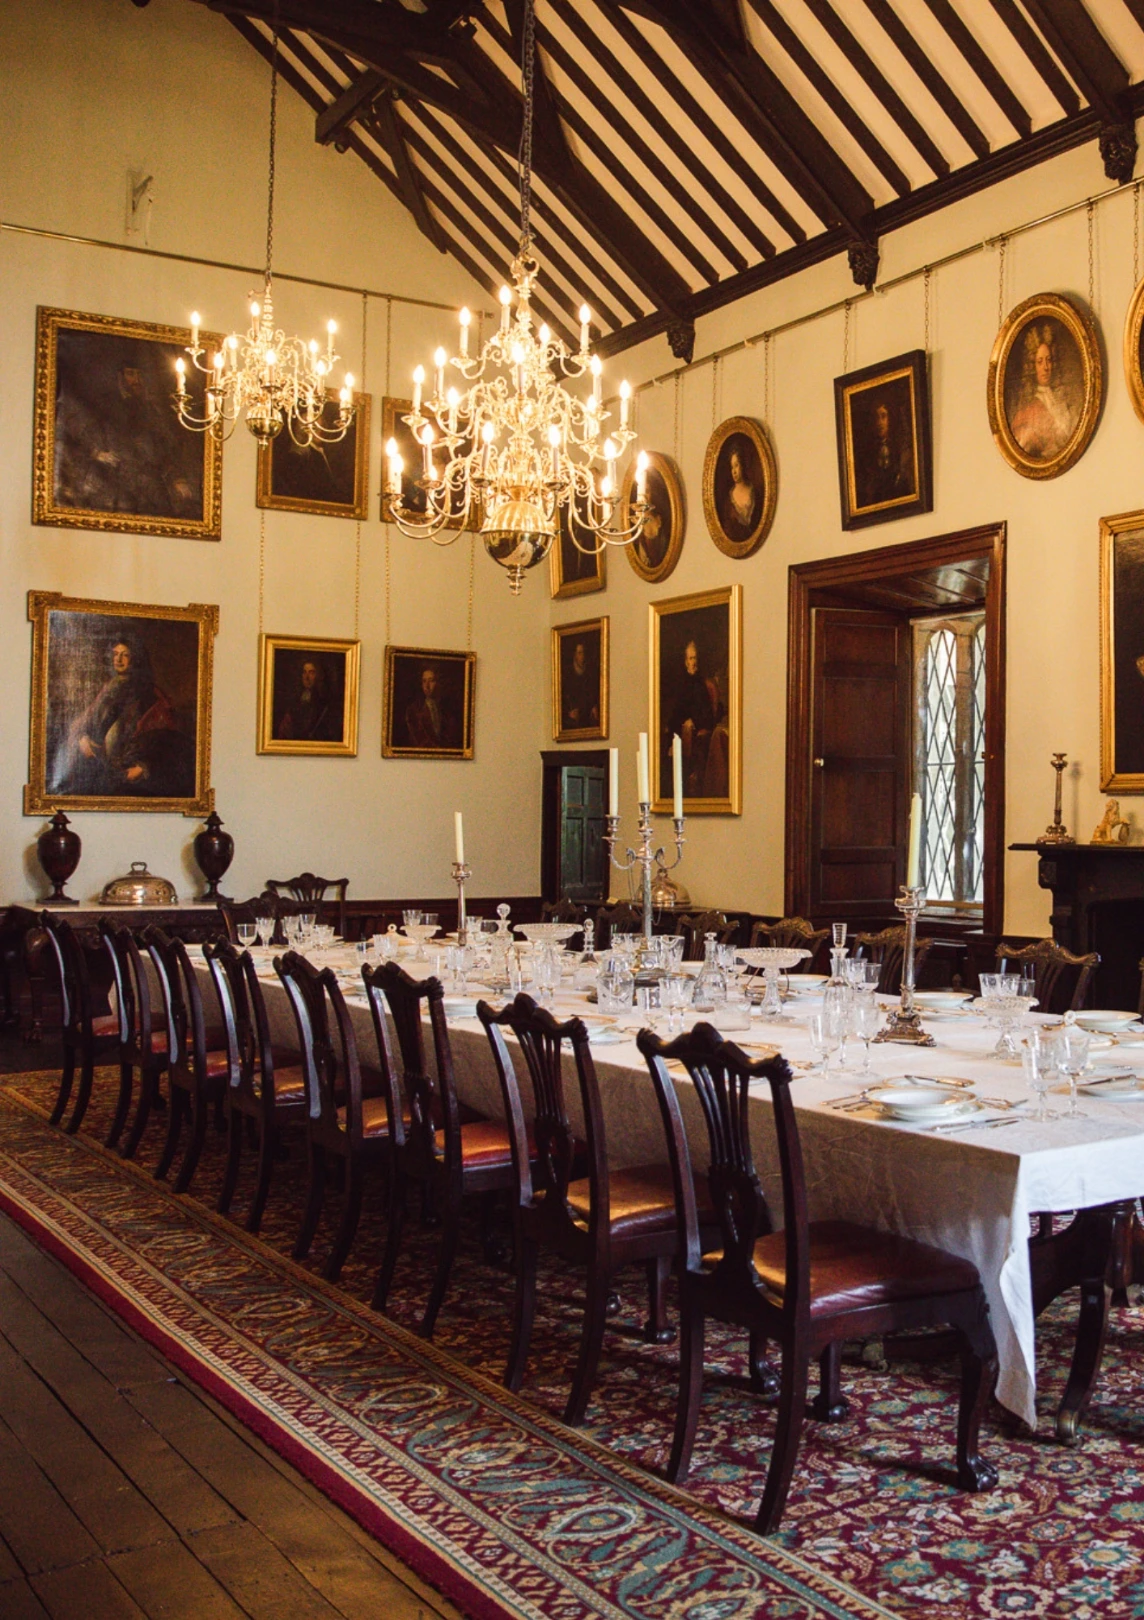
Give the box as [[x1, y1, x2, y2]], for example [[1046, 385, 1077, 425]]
[[661, 935, 686, 968], [1056, 1023, 1091, 1119], [597, 958, 634, 1013], [423, 913, 440, 931], [636, 984, 660, 1030], [403, 909, 423, 927], [979, 972, 1020, 997], [255, 914, 275, 946], [446, 944, 470, 993], [534, 946, 559, 1004], [807, 1011, 833, 1073], [236, 922, 256, 949], [1022, 1032, 1059, 1122], [661, 974, 690, 1033]]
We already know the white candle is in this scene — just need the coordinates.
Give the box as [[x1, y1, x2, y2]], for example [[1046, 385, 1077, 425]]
[[190, 311, 200, 350], [413, 364, 424, 413], [579, 303, 591, 354], [906, 791, 922, 888], [609, 748, 619, 816], [672, 734, 683, 819], [454, 811, 465, 865], [637, 733, 649, 805], [434, 346, 447, 400]]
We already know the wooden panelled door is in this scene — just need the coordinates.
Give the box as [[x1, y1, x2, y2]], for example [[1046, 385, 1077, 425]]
[[559, 764, 606, 901], [809, 608, 911, 920]]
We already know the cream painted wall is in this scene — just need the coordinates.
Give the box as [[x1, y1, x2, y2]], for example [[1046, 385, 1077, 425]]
[[0, 0, 551, 906], [563, 136, 1144, 935]]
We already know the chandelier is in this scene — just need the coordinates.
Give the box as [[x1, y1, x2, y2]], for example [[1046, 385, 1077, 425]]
[[383, 0, 648, 593], [174, 9, 354, 448]]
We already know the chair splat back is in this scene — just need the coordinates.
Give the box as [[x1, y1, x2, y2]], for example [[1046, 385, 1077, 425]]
[[638, 1023, 806, 1309], [995, 939, 1098, 1014], [41, 911, 86, 1035], [363, 962, 458, 1160], [276, 951, 363, 1139], [203, 940, 248, 1091], [99, 919, 137, 1045]]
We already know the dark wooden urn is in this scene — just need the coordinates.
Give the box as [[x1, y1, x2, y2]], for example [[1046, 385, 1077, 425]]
[[38, 811, 81, 905], [193, 811, 234, 902]]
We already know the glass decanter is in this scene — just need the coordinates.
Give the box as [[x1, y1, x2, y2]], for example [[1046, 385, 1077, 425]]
[[692, 934, 729, 1013], [574, 918, 598, 992]]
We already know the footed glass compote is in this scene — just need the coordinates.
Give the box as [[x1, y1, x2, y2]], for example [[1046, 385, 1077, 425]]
[[514, 922, 581, 948], [401, 922, 439, 962], [736, 947, 812, 1020], [975, 993, 1038, 1060]]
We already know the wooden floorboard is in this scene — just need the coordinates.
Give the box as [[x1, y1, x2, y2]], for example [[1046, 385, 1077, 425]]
[[0, 1211, 460, 1620]]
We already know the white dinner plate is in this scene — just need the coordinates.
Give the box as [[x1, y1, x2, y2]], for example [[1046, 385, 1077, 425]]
[[442, 998, 479, 1018], [914, 991, 972, 1010], [1080, 1074, 1144, 1098], [790, 974, 830, 989], [1075, 1010, 1140, 1031], [587, 1027, 629, 1045], [868, 1083, 978, 1125]]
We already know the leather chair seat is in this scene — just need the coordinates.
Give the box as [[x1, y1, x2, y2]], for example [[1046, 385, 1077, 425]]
[[91, 1013, 120, 1038], [567, 1162, 678, 1238], [743, 1219, 983, 1315], [203, 1049, 231, 1080], [336, 1095, 411, 1139], [431, 1119, 537, 1170], [266, 1065, 306, 1103]]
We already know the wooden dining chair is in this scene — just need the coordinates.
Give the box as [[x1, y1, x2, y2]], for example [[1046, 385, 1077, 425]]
[[266, 874, 348, 937], [678, 910, 738, 960], [541, 898, 587, 925], [41, 911, 121, 1134], [362, 961, 516, 1335], [142, 927, 231, 1193], [276, 950, 398, 1281], [637, 1021, 999, 1533], [593, 901, 642, 950], [203, 940, 306, 1232], [100, 921, 170, 1160], [477, 992, 696, 1425], [748, 917, 830, 972], [995, 939, 1098, 1014], [854, 925, 934, 994]]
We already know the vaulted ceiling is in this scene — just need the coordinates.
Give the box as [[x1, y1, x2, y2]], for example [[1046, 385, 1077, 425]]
[[187, 0, 1144, 359]]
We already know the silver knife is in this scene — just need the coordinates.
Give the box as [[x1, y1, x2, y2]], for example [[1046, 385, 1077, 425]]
[[927, 1115, 1022, 1134]]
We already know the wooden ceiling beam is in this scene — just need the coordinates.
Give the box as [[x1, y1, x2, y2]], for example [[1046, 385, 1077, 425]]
[[1017, 0, 1129, 123], [746, 0, 910, 197], [548, 0, 775, 262], [920, 0, 1032, 137], [800, 0, 950, 178], [592, 0, 807, 243], [986, 0, 1079, 117], [314, 68, 384, 147], [605, 0, 874, 237], [367, 91, 450, 254], [860, 0, 989, 161]]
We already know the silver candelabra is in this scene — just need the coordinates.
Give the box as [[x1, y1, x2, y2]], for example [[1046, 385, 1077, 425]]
[[604, 804, 685, 969], [451, 860, 471, 945], [874, 884, 934, 1047]]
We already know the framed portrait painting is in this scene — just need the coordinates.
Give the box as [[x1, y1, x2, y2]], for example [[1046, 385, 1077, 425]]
[[381, 396, 473, 529], [649, 584, 741, 815], [987, 293, 1101, 480], [550, 505, 606, 598], [552, 617, 609, 742], [702, 415, 777, 558], [1100, 508, 1144, 791], [24, 591, 217, 815], [624, 452, 684, 583], [33, 307, 222, 541], [833, 349, 932, 530], [383, 646, 475, 760], [1123, 277, 1144, 427], [256, 393, 370, 519], [257, 635, 360, 757]]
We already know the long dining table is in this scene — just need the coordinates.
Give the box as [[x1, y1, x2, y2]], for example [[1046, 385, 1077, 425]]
[[197, 944, 1144, 1434]]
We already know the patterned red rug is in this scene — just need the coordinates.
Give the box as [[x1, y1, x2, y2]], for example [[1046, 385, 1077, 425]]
[[1, 1066, 1142, 1619]]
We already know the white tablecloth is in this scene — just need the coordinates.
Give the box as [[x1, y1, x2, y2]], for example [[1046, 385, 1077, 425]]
[[198, 950, 1144, 1429]]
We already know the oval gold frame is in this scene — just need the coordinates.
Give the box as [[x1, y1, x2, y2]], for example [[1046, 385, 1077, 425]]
[[623, 451, 685, 583], [1123, 276, 1144, 428], [701, 415, 777, 558], [986, 291, 1102, 480]]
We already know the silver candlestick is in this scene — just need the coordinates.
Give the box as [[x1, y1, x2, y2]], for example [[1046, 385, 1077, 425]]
[[874, 884, 935, 1047], [451, 860, 471, 945], [604, 804, 685, 970]]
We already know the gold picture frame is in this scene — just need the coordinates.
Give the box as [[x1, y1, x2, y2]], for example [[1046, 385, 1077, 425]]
[[624, 452, 684, 583], [552, 617, 609, 742], [1099, 508, 1144, 792], [702, 415, 777, 557], [33, 306, 223, 540], [1123, 276, 1144, 427], [25, 591, 217, 815], [649, 584, 741, 815], [550, 506, 607, 598], [381, 396, 470, 530], [256, 393, 371, 519], [834, 350, 932, 529], [987, 292, 1102, 480], [382, 645, 476, 759], [257, 635, 360, 757]]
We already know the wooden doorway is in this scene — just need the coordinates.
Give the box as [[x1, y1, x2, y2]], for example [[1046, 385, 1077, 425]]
[[540, 750, 609, 905], [785, 523, 1006, 935]]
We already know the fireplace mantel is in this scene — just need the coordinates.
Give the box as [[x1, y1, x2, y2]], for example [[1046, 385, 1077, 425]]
[[1011, 841, 1144, 1011]]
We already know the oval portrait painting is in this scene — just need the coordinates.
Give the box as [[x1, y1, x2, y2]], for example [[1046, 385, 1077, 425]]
[[986, 292, 1101, 479], [624, 451, 684, 584], [1123, 274, 1144, 428], [702, 415, 777, 558]]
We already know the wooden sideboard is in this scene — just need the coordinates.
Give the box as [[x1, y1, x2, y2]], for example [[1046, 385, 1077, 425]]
[[1011, 841, 1144, 1011]]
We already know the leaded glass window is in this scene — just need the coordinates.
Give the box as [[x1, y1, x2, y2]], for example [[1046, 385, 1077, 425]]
[[914, 613, 986, 910]]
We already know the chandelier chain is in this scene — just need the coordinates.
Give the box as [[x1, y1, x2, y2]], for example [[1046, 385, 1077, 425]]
[[518, 0, 537, 257], [265, 2, 279, 284], [258, 508, 266, 638], [385, 295, 392, 645]]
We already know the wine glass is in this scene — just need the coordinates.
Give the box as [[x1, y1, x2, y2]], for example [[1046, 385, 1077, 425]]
[[661, 974, 690, 1033], [236, 922, 256, 950], [1055, 1023, 1092, 1119], [255, 913, 275, 946], [1022, 1032, 1059, 1122], [849, 995, 882, 1075], [807, 1011, 834, 1074]]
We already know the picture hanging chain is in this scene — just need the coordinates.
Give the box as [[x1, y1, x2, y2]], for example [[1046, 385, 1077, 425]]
[[353, 290, 367, 643], [258, 508, 266, 638], [923, 265, 931, 352], [1087, 199, 1096, 313], [764, 331, 773, 429], [1134, 180, 1141, 286], [673, 372, 681, 464], [384, 296, 392, 648], [997, 235, 1007, 330], [710, 354, 719, 429], [843, 299, 851, 371]]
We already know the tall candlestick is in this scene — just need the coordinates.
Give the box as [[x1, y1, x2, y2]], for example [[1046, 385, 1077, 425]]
[[609, 748, 619, 816], [454, 811, 465, 865], [637, 733, 649, 804], [906, 791, 922, 887], [672, 733, 683, 819]]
